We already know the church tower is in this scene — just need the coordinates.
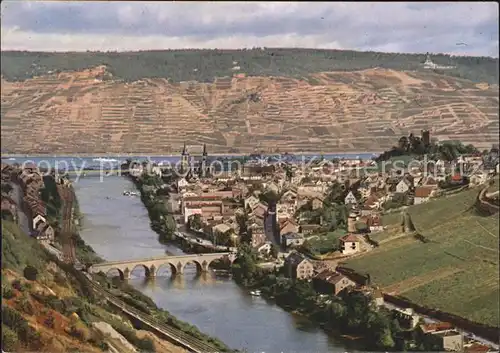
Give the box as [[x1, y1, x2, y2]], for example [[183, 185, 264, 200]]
[[180, 142, 190, 174], [200, 143, 209, 178]]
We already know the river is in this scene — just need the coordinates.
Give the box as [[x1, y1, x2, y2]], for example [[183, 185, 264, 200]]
[[73, 175, 353, 353]]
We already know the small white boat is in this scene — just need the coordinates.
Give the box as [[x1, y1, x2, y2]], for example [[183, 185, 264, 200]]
[[250, 290, 261, 296]]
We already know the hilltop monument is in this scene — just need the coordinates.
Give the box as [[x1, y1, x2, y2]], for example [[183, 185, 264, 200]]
[[423, 53, 456, 70]]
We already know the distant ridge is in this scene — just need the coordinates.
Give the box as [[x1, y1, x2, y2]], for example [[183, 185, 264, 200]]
[[1, 48, 498, 84]]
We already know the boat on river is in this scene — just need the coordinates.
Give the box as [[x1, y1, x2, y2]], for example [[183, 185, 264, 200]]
[[250, 290, 261, 296], [123, 190, 139, 196]]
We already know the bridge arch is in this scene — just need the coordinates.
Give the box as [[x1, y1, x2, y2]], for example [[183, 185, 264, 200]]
[[182, 260, 203, 274], [130, 264, 151, 278], [105, 267, 125, 280], [155, 262, 178, 277]]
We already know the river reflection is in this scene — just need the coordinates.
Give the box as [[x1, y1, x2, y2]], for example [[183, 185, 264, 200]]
[[73, 176, 351, 352]]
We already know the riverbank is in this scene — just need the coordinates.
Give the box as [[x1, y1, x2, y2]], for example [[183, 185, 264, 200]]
[[126, 173, 221, 255], [67, 181, 234, 352], [2, 150, 383, 158], [231, 246, 417, 351]]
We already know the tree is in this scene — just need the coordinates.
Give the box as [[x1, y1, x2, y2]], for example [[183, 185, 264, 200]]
[[1, 324, 18, 352], [1, 183, 13, 194], [236, 212, 248, 236], [269, 244, 279, 259], [232, 243, 259, 284], [23, 265, 38, 281], [188, 214, 202, 231]]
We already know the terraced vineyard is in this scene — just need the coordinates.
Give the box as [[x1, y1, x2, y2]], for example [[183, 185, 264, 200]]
[[1, 66, 498, 155], [346, 188, 499, 327]]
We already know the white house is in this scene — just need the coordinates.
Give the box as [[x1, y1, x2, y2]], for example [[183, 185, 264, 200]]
[[254, 242, 272, 256], [395, 179, 411, 194], [177, 178, 189, 190], [339, 234, 361, 255], [129, 164, 144, 178], [151, 165, 162, 177], [344, 191, 357, 205], [32, 214, 47, 230], [184, 207, 202, 224], [244, 195, 260, 210]]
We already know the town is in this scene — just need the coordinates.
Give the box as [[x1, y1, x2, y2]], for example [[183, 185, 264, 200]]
[[1, 3, 498, 352], [2, 130, 499, 352]]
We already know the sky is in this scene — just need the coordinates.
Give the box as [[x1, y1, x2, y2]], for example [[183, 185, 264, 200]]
[[1, 1, 498, 57]]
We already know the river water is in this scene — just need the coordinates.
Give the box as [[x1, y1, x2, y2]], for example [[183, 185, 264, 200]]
[[73, 175, 351, 353]]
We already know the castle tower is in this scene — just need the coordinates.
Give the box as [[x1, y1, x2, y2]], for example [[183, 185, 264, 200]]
[[421, 129, 430, 147]]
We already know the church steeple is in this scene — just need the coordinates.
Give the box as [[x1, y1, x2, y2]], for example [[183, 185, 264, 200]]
[[180, 142, 190, 175], [200, 143, 209, 178]]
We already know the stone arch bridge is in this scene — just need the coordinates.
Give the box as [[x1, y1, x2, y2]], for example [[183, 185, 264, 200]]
[[88, 252, 236, 280]]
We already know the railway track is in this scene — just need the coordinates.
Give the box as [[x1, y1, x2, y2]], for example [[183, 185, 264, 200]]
[[83, 276, 225, 353]]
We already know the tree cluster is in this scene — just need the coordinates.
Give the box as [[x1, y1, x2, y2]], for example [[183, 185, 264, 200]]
[[231, 245, 439, 351]]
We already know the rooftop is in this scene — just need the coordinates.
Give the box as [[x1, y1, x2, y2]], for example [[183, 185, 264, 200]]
[[339, 233, 360, 243]]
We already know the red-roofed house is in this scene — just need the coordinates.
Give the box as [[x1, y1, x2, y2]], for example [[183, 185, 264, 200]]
[[366, 214, 383, 232], [414, 187, 434, 204], [339, 234, 361, 255], [313, 270, 356, 295], [280, 218, 299, 235]]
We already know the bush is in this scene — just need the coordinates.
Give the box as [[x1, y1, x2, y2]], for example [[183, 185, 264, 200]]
[[15, 295, 35, 316], [2, 284, 15, 299], [54, 272, 67, 286], [1, 324, 19, 351], [2, 305, 26, 329], [2, 305, 41, 347], [11, 279, 25, 292], [67, 322, 91, 341], [23, 265, 38, 281], [136, 337, 156, 352]]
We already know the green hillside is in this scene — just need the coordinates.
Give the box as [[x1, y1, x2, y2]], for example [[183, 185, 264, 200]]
[[1, 48, 498, 83], [1, 220, 231, 352], [345, 188, 499, 327]]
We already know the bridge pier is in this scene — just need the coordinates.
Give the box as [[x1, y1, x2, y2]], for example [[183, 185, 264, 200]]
[[176, 262, 184, 275], [123, 268, 131, 280], [149, 265, 157, 279]]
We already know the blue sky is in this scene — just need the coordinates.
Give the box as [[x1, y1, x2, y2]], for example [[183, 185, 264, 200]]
[[1, 1, 498, 57]]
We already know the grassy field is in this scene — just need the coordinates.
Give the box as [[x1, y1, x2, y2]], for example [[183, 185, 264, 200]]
[[345, 187, 499, 327], [306, 229, 347, 255]]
